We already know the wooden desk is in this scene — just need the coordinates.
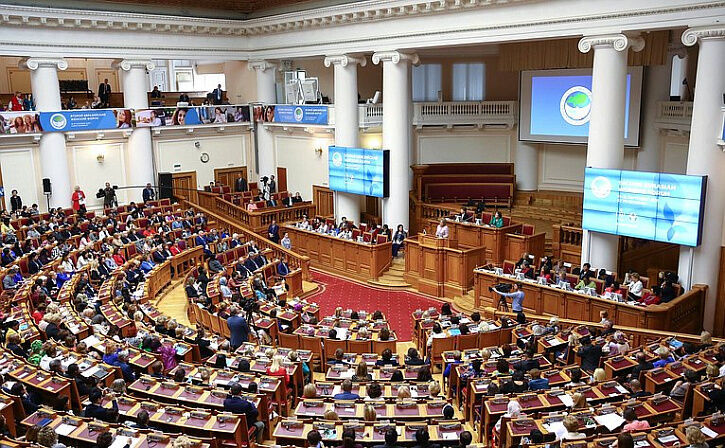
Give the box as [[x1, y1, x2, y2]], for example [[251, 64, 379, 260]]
[[404, 234, 485, 298], [473, 269, 706, 334], [283, 224, 392, 281], [425, 219, 520, 263]]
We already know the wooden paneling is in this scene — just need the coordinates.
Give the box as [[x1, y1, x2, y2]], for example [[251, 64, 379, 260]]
[[214, 166, 247, 189], [94, 70, 119, 91], [172, 171, 197, 204], [474, 269, 706, 333], [312, 185, 334, 218], [283, 225, 392, 281], [716, 247, 725, 337]]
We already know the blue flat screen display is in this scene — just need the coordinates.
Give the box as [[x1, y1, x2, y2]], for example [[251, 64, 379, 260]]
[[519, 68, 643, 146], [328, 146, 389, 198], [582, 168, 707, 246]]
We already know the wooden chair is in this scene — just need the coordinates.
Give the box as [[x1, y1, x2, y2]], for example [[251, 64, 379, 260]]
[[300, 335, 324, 372], [455, 333, 478, 351], [324, 338, 347, 363], [347, 339, 371, 355], [277, 332, 300, 350], [372, 339, 397, 356], [430, 336, 455, 373]]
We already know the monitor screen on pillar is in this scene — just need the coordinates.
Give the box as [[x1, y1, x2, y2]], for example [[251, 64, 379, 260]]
[[582, 167, 707, 247], [518, 67, 643, 146], [328, 146, 390, 198]]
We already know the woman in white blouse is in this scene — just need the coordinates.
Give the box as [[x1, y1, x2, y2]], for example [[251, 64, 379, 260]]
[[627, 272, 644, 300]]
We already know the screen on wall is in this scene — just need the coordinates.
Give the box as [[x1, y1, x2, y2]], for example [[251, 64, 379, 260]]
[[519, 67, 643, 146], [328, 146, 389, 198], [582, 167, 707, 247]]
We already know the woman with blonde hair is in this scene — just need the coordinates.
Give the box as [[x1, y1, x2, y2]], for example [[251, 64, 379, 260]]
[[591, 368, 606, 383], [303, 383, 317, 398], [397, 385, 412, 399], [701, 330, 713, 347], [571, 392, 587, 409], [111, 378, 127, 394], [685, 426, 708, 448], [429, 381, 441, 398], [323, 410, 340, 421], [363, 404, 377, 422]]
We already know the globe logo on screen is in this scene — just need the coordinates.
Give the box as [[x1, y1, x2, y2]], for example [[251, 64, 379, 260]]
[[49, 113, 67, 130], [294, 107, 304, 122], [560, 86, 592, 126], [331, 152, 343, 167], [590, 176, 612, 199]]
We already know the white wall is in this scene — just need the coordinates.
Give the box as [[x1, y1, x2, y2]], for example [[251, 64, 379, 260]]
[[275, 133, 334, 200], [660, 133, 689, 174], [415, 129, 514, 164], [71, 141, 128, 209], [537, 143, 637, 191], [154, 133, 250, 189], [1, 146, 40, 209]]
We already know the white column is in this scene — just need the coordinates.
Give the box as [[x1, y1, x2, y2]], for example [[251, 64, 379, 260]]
[[637, 53, 676, 171], [373, 51, 418, 230], [249, 60, 277, 180], [324, 54, 366, 224], [21, 58, 71, 209], [515, 140, 538, 191], [578, 34, 644, 270], [677, 26, 725, 331], [115, 59, 155, 202]]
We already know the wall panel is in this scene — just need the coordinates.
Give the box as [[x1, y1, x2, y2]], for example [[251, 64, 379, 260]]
[[0, 147, 39, 209], [275, 133, 333, 200]]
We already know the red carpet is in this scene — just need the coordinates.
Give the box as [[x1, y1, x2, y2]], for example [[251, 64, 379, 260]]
[[305, 270, 445, 341]]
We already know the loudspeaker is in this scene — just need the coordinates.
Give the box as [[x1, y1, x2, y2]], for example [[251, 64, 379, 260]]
[[158, 172, 173, 200], [42, 178, 52, 194]]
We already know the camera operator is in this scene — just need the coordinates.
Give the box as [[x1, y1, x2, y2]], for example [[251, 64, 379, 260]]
[[493, 282, 525, 314], [260, 176, 270, 201]]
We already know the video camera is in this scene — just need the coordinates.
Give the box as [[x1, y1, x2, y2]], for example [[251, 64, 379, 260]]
[[489, 283, 512, 293], [260, 176, 269, 185]]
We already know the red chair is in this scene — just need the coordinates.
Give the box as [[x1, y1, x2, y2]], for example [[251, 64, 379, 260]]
[[362, 232, 372, 243], [376, 235, 388, 244], [522, 224, 535, 236], [359, 223, 368, 232], [502, 260, 516, 275], [352, 229, 362, 240]]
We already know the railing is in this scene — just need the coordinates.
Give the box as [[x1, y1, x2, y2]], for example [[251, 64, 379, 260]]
[[552, 224, 583, 264], [655, 101, 693, 130], [414, 101, 517, 127], [181, 194, 312, 281]]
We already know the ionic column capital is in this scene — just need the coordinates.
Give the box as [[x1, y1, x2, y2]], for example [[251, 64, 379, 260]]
[[578, 33, 645, 53], [20, 57, 68, 71], [371, 51, 419, 66], [682, 25, 725, 46], [324, 54, 367, 68], [248, 60, 277, 72], [113, 59, 155, 71]]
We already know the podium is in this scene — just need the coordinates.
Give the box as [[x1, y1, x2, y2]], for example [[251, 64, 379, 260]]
[[404, 233, 484, 298], [419, 234, 458, 249]]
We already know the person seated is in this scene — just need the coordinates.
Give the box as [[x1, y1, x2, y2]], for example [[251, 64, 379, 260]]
[[405, 347, 425, 366], [626, 272, 644, 300], [653, 347, 675, 368], [489, 211, 504, 228], [333, 379, 360, 400], [457, 207, 473, 223], [528, 368, 550, 390], [575, 273, 595, 291], [83, 388, 118, 422], [376, 349, 398, 367], [223, 382, 264, 442], [560, 415, 586, 440], [500, 370, 528, 394]]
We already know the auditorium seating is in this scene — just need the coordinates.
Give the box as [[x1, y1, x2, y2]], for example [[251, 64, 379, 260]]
[[412, 163, 516, 207]]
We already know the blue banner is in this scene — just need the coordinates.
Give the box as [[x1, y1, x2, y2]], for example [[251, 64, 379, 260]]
[[39, 109, 132, 132], [272, 105, 328, 124]]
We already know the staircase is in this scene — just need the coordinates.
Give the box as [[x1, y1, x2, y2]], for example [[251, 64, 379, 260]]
[[368, 257, 412, 289]]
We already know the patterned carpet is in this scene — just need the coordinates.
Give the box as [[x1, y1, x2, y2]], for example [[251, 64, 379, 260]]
[[305, 270, 445, 341]]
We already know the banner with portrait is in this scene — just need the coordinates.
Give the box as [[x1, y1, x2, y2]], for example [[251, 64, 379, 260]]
[[38, 109, 132, 132], [0, 111, 42, 134], [134, 104, 251, 127], [272, 105, 328, 124]]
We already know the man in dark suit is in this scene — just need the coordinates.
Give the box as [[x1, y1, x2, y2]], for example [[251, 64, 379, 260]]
[[212, 84, 224, 105], [629, 352, 654, 380], [268, 220, 280, 244], [142, 183, 155, 203], [223, 382, 264, 442], [227, 306, 249, 349], [577, 336, 602, 371], [234, 176, 247, 192], [98, 78, 111, 107], [333, 380, 360, 400], [268, 175, 276, 194]]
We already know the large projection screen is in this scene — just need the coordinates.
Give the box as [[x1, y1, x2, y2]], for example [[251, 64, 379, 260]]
[[519, 67, 643, 146]]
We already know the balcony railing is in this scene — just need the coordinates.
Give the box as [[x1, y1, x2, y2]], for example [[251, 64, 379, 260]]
[[655, 101, 693, 131]]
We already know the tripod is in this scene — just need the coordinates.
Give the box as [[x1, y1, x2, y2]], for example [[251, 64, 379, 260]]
[[495, 291, 509, 312]]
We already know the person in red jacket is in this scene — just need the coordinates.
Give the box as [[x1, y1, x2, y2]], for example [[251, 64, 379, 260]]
[[9, 92, 23, 111], [71, 185, 86, 213]]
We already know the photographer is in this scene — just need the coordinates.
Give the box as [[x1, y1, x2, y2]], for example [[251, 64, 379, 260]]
[[493, 282, 525, 314]]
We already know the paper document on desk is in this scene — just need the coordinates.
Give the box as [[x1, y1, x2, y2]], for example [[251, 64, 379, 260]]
[[81, 366, 100, 378], [559, 394, 574, 408], [82, 335, 101, 347], [441, 432, 458, 440], [110, 437, 140, 448], [55, 424, 76, 436], [658, 435, 679, 444], [701, 426, 718, 438], [594, 413, 625, 431]]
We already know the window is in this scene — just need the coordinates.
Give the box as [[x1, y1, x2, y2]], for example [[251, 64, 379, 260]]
[[412, 64, 442, 102], [452, 63, 485, 101]]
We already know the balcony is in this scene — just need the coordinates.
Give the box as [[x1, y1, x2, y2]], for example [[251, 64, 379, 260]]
[[290, 101, 518, 131], [654, 101, 693, 132]]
